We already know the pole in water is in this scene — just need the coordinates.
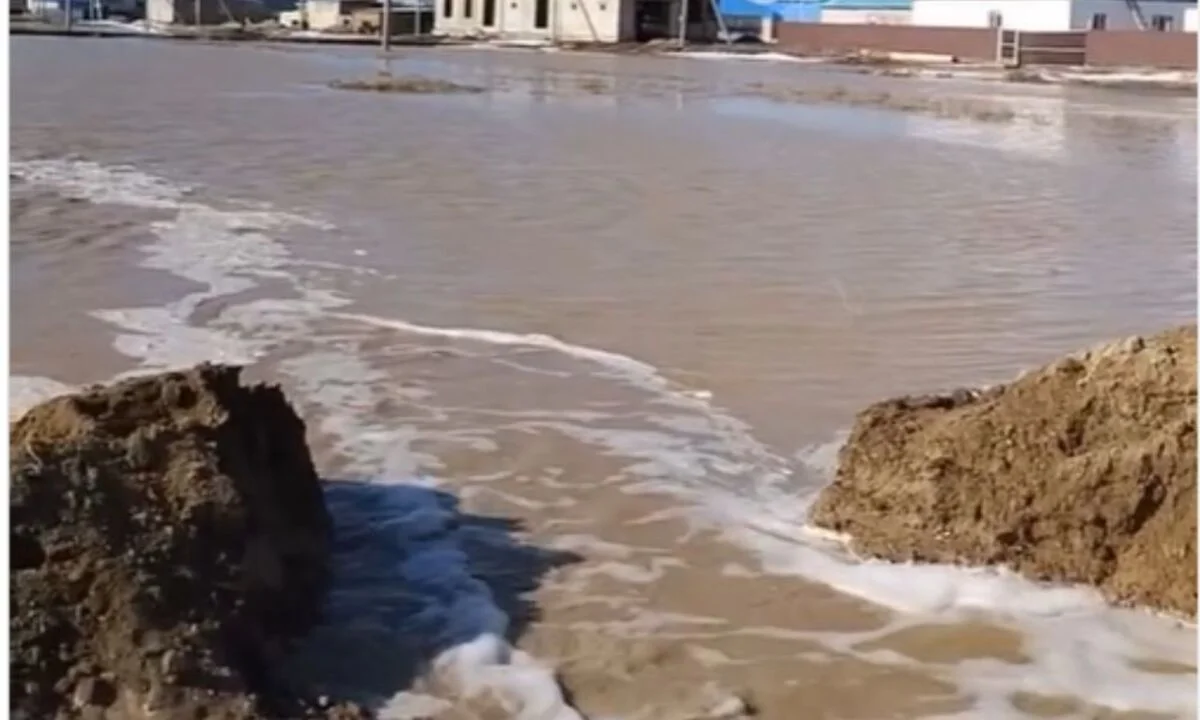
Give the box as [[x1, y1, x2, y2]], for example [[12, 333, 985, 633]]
[[381, 0, 392, 51], [677, 0, 688, 47]]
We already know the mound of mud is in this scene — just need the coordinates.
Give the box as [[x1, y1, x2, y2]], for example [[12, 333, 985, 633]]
[[10, 365, 364, 719], [328, 75, 484, 94], [811, 326, 1197, 617]]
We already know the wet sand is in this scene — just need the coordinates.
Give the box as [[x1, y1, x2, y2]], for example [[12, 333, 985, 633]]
[[10, 37, 1197, 719]]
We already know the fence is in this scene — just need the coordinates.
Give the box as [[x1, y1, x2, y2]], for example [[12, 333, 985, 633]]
[[774, 22, 1198, 71]]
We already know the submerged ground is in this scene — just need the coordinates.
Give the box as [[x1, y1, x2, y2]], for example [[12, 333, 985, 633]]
[[10, 36, 1198, 719]]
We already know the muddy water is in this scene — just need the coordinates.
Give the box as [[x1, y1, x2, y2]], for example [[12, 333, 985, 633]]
[[11, 37, 1197, 720]]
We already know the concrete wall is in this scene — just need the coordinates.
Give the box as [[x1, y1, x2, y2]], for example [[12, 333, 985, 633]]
[[911, 0, 1071, 30], [1070, 0, 1195, 30], [436, 0, 631, 41], [820, 7, 911, 23], [775, 21, 999, 59]]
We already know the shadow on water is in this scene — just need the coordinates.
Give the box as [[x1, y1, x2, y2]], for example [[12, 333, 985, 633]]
[[279, 478, 583, 710]]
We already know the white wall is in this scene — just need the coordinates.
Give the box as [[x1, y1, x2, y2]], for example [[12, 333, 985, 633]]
[[911, 0, 1072, 30], [145, 0, 178, 23], [820, 8, 911, 24], [556, 0, 635, 41], [1186, 5, 1197, 30], [306, 0, 347, 29], [912, 0, 1197, 30], [1070, 0, 1196, 31]]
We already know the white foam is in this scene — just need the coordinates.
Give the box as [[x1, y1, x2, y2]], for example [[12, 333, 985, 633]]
[[9, 376, 76, 418], [328, 312, 1197, 716], [13, 158, 585, 720], [321, 481, 583, 720], [19, 157, 1194, 718]]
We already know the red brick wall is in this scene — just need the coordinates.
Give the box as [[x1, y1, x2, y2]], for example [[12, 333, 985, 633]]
[[1084, 30, 1197, 70], [775, 22, 999, 62]]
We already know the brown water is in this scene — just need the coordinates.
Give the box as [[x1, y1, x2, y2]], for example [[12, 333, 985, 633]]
[[11, 36, 1198, 720]]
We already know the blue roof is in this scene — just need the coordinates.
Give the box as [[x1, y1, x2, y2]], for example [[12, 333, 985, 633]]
[[718, 0, 908, 19], [719, 0, 820, 20]]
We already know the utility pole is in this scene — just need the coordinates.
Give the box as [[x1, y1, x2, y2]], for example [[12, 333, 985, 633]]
[[381, 0, 391, 51], [195, 0, 202, 29], [676, 0, 687, 47], [64, 0, 73, 30]]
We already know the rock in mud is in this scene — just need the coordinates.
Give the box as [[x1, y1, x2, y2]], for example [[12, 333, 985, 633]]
[[9, 365, 366, 719], [810, 325, 1197, 617]]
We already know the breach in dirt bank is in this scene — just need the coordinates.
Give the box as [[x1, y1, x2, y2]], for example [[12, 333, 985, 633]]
[[810, 325, 1197, 618], [9, 365, 367, 720]]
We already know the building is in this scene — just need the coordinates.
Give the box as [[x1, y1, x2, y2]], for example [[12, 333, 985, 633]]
[[819, 0, 910, 24], [434, 0, 639, 41], [434, 0, 725, 42], [1185, 4, 1196, 29], [911, 0, 1196, 32]]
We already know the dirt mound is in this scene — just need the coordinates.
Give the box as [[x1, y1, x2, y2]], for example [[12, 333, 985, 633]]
[[810, 325, 1197, 618], [10, 365, 366, 719]]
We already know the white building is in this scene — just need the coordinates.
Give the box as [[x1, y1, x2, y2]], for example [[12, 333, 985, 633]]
[[911, 0, 1196, 31], [435, 0, 639, 41], [1185, 4, 1197, 29], [819, 0, 911, 25]]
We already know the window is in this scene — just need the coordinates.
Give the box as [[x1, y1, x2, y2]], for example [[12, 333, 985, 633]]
[[442, 0, 452, 18], [1090, 12, 1106, 30], [463, 0, 471, 18], [987, 10, 1002, 28], [1151, 14, 1174, 31]]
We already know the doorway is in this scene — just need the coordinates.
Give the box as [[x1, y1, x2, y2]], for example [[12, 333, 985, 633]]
[[534, 0, 548, 29], [482, 0, 494, 26]]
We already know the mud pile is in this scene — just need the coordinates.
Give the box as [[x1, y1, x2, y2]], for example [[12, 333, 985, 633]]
[[10, 365, 365, 719], [811, 325, 1197, 617]]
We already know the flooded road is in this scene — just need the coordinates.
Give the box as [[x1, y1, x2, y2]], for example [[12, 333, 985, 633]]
[[11, 36, 1197, 720]]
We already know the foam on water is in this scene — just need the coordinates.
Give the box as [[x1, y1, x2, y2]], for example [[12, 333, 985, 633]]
[[11, 158, 584, 720], [9, 375, 76, 418], [13, 158, 1196, 718]]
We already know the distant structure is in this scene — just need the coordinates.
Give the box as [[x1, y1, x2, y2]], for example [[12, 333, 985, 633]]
[[433, 0, 631, 41], [293, 0, 430, 32], [144, 0, 274, 22], [911, 0, 1196, 32], [433, 0, 724, 42], [145, 0, 221, 23]]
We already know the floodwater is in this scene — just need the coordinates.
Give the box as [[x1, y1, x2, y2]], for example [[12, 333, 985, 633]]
[[10, 36, 1197, 720]]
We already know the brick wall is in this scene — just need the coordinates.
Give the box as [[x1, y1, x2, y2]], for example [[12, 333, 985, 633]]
[[1084, 30, 1197, 70], [775, 22, 999, 61]]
